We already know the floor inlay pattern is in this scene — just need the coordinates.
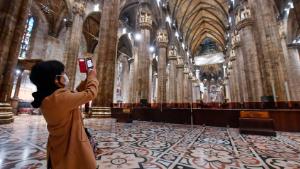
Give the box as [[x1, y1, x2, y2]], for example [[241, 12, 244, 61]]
[[0, 115, 300, 169]]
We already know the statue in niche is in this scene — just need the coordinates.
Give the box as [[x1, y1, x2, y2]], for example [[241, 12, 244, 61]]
[[244, 6, 251, 18], [139, 10, 152, 25], [184, 64, 189, 73], [209, 84, 218, 102], [279, 21, 286, 39], [169, 45, 177, 57], [232, 30, 240, 45], [235, 11, 241, 24], [241, 5, 251, 20], [157, 30, 168, 44], [228, 61, 233, 69], [230, 49, 236, 58], [177, 56, 183, 65]]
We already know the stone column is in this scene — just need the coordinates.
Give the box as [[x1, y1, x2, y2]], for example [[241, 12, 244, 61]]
[[156, 29, 168, 104], [236, 16, 263, 102], [11, 70, 24, 114], [123, 60, 133, 103], [93, 0, 119, 107], [278, 21, 300, 102], [224, 79, 231, 101], [134, 6, 152, 102], [62, 19, 73, 65], [176, 57, 184, 103], [231, 31, 249, 102], [113, 60, 120, 103], [64, 2, 85, 90], [167, 45, 177, 103], [0, 0, 32, 102], [246, 1, 286, 101], [0, 0, 24, 87], [192, 78, 200, 102], [287, 46, 300, 101], [152, 72, 158, 103], [183, 65, 189, 103], [188, 72, 193, 103], [13, 70, 24, 99], [129, 48, 137, 104]]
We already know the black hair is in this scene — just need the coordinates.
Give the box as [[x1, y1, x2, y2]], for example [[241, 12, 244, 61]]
[[30, 60, 65, 108]]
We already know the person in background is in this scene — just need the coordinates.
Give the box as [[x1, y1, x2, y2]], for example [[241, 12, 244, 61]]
[[30, 60, 99, 169]]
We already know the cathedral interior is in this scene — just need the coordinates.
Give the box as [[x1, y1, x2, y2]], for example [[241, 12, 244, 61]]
[[1, 0, 300, 168]]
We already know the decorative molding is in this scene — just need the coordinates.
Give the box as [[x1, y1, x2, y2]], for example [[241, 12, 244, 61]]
[[236, 18, 255, 30]]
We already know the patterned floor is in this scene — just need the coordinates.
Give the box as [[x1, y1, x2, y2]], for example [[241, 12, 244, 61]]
[[0, 115, 300, 169]]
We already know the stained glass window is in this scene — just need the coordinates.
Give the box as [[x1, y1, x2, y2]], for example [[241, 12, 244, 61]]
[[19, 16, 35, 59]]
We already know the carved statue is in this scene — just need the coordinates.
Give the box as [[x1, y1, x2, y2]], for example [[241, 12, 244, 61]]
[[139, 10, 152, 27], [230, 49, 236, 58], [177, 56, 183, 65], [236, 5, 251, 24], [168, 45, 177, 57], [244, 6, 251, 19], [184, 64, 189, 73], [279, 21, 286, 39], [231, 30, 240, 46], [156, 29, 168, 47], [235, 12, 241, 24]]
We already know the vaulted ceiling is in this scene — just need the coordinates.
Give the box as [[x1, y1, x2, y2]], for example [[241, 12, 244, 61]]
[[83, 12, 101, 53], [169, 0, 229, 55], [34, 0, 69, 36]]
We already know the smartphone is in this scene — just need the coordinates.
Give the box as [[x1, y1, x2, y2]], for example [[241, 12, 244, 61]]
[[79, 59, 87, 73], [86, 58, 94, 70]]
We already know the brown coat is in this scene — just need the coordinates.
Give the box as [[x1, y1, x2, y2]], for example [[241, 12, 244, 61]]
[[41, 76, 99, 169]]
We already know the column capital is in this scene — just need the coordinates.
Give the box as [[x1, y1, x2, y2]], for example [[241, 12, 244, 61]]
[[156, 29, 168, 48], [138, 8, 152, 30], [176, 64, 184, 69], [168, 45, 177, 60], [72, 2, 86, 17]]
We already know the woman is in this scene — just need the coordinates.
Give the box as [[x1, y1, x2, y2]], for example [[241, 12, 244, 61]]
[[30, 60, 98, 169]]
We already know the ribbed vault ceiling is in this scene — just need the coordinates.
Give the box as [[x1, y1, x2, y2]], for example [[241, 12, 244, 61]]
[[169, 0, 229, 55], [34, 0, 68, 36]]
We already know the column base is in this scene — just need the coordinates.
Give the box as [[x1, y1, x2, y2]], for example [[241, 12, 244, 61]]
[[10, 98, 19, 115], [89, 107, 111, 118], [0, 103, 14, 124]]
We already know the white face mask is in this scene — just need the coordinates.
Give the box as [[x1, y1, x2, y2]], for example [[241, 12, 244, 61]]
[[62, 74, 69, 87]]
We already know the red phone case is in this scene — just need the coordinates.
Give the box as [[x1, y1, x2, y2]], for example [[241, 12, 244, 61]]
[[79, 59, 87, 73]]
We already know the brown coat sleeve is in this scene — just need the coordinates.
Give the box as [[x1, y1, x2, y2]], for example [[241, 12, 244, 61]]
[[76, 80, 87, 92], [58, 76, 99, 111]]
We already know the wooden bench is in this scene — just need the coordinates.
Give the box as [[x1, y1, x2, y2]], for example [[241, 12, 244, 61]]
[[239, 111, 276, 136]]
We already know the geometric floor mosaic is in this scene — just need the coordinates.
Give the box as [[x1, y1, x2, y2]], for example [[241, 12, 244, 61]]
[[0, 115, 300, 169]]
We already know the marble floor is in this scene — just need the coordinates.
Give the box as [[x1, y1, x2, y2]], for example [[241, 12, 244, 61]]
[[0, 115, 300, 169]]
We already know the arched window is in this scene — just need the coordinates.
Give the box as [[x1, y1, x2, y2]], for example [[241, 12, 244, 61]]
[[19, 16, 35, 59], [198, 37, 219, 55]]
